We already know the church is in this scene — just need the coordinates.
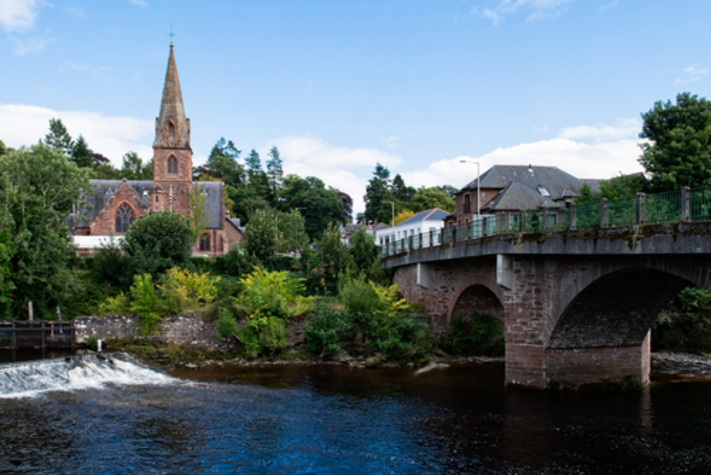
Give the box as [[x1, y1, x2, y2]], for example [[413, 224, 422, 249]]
[[72, 45, 242, 255]]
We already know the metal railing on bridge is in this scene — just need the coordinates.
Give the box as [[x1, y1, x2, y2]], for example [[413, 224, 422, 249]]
[[381, 185, 711, 258]]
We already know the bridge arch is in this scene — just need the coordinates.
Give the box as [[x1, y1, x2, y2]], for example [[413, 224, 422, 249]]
[[448, 275, 504, 325], [548, 260, 699, 349]]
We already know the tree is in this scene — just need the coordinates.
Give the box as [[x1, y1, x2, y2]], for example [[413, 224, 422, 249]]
[[120, 152, 153, 180], [279, 174, 347, 240], [243, 208, 277, 264], [44, 118, 74, 156], [391, 174, 416, 202], [313, 222, 351, 295], [206, 137, 244, 186], [436, 184, 458, 200], [364, 163, 393, 224], [276, 209, 309, 253], [575, 174, 649, 204], [409, 186, 456, 213], [122, 210, 194, 277], [245, 149, 262, 172], [188, 184, 212, 245], [71, 135, 94, 168], [347, 227, 383, 282], [0, 143, 91, 319], [266, 146, 283, 193], [639, 92, 711, 191]]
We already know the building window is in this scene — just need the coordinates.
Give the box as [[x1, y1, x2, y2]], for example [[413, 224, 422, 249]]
[[199, 233, 211, 252], [464, 194, 471, 213], [115, 203, 135, 233], [169, 122, 175, 141], [168, 156, 178, 174], [481, 192, 486, 200]]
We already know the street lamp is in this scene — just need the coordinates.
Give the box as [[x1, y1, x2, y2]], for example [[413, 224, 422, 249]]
[[460, 160, 481, 215], [384, 200, 395, 245]]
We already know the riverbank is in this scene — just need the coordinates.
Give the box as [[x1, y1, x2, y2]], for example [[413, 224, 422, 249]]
[[92, 338, 501, 371]]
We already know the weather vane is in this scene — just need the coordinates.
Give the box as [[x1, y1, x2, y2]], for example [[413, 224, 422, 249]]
[[169, 21, 175, 46]]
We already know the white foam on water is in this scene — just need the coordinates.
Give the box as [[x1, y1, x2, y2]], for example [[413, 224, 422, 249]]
[[0, 353, 179, 399]]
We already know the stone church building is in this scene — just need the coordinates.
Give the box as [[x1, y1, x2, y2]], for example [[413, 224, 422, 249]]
[[72, 45, 242, 255]]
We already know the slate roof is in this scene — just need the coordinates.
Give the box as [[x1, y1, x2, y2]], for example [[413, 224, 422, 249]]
[[76, 179, 223, 229], [226, 217, 245, 234], [481, 181, 548, 212], [458, 165, 589, 201], [400, 208, 451, 225]]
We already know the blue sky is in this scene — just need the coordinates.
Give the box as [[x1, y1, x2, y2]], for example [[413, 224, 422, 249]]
[[1, 0, 710, 214]]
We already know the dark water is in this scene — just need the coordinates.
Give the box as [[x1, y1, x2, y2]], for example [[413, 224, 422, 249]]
[[1, 357, 711, 474]]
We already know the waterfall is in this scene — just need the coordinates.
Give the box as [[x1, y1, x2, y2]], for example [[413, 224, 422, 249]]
[[0, 353, 178, 398]]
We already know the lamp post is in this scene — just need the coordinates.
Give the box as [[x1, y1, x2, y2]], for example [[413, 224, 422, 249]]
[[460, 160, 481, 215], [384, 200, 395, 245]]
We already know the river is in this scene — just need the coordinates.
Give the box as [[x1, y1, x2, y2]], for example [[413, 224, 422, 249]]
[[1, 354, 710, 474]]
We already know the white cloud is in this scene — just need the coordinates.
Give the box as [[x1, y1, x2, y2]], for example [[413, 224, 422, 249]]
[[382, 136, 400, 148], [402, 119, 644, 193], [10, 33, 53, 55], [263, 135, 403, 215], [59, 61, 115, 81], [475, 0, 571, 24], [0, 103, 153, 165], [675, 65, 708, 84], [558, 118, 639, 142], [600, 0, 620, 12], [65, 3, 86, 20], [129, 0, 147, 8], [0, 0, 46, 32]]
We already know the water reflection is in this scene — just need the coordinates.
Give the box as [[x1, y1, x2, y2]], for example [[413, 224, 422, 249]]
[[1, 360, 711, 473]]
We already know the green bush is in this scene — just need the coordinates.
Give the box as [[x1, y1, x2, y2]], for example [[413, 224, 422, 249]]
[[369, 312, 431, 357], [440, 313, 504, 357], [238, 315, 288, 357], [129, 274, 164, 336], [85, 335, 98, 351], [304, 301, 349, 357], [92, 238, 133, 290], [215, 307, 238, 339], [653, 286, 711, 353], [237, 267, 312, 320]]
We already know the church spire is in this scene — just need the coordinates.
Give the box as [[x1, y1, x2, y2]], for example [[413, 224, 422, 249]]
[[154, 44, 190, 150]]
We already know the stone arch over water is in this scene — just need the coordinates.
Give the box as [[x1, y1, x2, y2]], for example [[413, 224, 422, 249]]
[[448, 275, 504, 325], [548, 266, 693, 349]]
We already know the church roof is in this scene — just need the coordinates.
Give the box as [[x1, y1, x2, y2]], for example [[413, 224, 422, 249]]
[[154, 45, 190, 150], [76, 180, 223, 230]]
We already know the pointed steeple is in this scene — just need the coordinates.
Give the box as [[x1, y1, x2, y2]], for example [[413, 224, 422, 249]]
[[154, 45, 191, 150]]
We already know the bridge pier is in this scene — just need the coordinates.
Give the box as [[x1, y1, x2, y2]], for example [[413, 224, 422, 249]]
[[387, 224, 711, 389]]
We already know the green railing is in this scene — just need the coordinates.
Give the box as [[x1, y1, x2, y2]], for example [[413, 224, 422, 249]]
[[380, 185, 710, 258]]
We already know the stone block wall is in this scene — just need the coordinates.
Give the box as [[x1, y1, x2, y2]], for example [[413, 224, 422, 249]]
[[75, 314, 234, 351]]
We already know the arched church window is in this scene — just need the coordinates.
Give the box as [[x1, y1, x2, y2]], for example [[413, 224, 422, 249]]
[[199, 233, 211, 252], [115, 203, 135, 233], [169, 122, 175, 141], [168, 156, 178, 174]]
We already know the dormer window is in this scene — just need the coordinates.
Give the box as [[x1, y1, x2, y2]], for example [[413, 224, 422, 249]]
[[537, 186, 550, 197], [168, 155, 178, 174], [169, 122, 175, 141]]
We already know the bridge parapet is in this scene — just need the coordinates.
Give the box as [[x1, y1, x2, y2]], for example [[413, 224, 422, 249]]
[[382, 185, 711, 265]]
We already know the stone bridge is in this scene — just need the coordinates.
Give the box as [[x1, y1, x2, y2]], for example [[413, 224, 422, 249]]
[[384, 222, 711, 388]]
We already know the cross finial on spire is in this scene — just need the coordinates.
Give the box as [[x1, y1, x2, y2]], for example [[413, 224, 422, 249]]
[[168, 21, 175, 46]]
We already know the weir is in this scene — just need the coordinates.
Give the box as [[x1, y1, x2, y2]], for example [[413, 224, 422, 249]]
[[0, 353, 177, 398]]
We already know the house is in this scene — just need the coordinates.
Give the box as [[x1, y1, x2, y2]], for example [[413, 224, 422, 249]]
[[71, 45, 239, 255], [375, 208, 450, 247], [445, 165, 600, 227]]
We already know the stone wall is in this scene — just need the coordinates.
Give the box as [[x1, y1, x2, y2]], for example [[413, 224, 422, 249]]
[[75, 314, 308, 352], [75, 314, 235, 351]]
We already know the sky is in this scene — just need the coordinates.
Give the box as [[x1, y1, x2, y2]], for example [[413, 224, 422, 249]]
[[1, 0, 710, 215]]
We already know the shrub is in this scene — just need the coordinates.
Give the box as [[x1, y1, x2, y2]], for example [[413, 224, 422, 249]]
[[215, 307, 238, 339], [92, 237, 133, 290], [237, 267, 312, 320], [159, 267, 220, 312], [440, 313, 504, 357], [653, 286, 711, 353], [122, 210, 194, 277], [304, 301, 349, 357], [369, 312, 431, 357], [85, 335, 98, 351], [97, 291, 131, 316], [238, 315, 288, 357], [129, 274, 164, 336]]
